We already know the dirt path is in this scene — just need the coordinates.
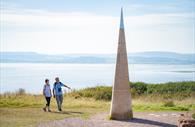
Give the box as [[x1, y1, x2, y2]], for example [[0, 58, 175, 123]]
[[38, 111, 182, 127]]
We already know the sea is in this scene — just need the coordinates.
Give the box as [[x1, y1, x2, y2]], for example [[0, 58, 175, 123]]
[[0, 63, 194, 94]]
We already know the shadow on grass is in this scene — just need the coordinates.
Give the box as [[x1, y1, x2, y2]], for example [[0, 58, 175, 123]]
[[51, 110, 84, 115], [113, 118, 176, 127]]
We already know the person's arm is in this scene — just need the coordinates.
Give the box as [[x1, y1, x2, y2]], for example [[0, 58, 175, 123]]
[[62, 83, 71, 89], [65, 84, 71, 89], [50, 88, 52, 97], [43, 85, 45, 96]]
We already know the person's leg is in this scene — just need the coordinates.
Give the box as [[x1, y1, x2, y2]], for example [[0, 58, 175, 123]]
[[48, 97, 51, 111], [46, 97, 51, 111], [43, 97, 47, 112], [56, 95, 61, 111], [59, 95, 63, 111], [46, 97, 49, 106]]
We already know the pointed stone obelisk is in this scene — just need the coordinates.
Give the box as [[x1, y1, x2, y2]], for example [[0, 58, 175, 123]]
[[110, 8, 133, 120]]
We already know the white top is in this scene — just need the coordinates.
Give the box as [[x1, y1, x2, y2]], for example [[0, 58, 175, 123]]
[[43, 84, 52, 97]]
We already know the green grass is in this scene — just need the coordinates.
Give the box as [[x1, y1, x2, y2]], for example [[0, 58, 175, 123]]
[[0, 94, 194, 127], [0, 81, 195, 127], [0, 96, 109, 127], [0, 107, 87, 127], [132, 101, 195, 111]]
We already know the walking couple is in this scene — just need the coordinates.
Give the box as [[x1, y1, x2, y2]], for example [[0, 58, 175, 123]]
[[42, 77, 71, 112]]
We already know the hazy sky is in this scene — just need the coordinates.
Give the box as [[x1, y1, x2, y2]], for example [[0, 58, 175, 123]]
[[0, 0, 194, 54]]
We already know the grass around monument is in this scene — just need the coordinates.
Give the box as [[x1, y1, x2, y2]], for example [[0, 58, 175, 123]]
[[0, 81, 195, 127]]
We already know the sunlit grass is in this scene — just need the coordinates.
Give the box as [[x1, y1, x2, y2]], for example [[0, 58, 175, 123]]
[[0, 107, 94, 127], [0, 81, 194, 127], [0, 95, 194, 127]]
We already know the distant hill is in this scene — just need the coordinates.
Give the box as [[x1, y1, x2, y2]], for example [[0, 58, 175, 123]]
[[0, 51, 194, 64]]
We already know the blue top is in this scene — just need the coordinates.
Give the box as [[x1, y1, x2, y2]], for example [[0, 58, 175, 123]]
[[53, 82, 64, 95], [120, 7, 124, 29]]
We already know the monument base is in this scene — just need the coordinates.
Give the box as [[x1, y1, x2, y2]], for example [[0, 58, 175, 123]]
[[110, 110, 133, 120]]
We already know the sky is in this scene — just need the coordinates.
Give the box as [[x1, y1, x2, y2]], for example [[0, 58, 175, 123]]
[[0, 0, 194, 54]]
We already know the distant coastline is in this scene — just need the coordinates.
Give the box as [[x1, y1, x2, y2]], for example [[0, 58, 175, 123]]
[[0, 51, 194, 64]]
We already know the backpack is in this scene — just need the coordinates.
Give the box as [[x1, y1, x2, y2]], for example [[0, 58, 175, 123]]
[[54, 82, 62, 92]]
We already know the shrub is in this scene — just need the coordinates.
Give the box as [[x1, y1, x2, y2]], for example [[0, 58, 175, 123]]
[[130, 82, 147, 95], [76, 86, 112, 101], [16, 88, 26, 95], [192, 113, 195, 119], [146, 81, 195, 94], [130, 88, 138, 97], [68, 81, 195, 100]]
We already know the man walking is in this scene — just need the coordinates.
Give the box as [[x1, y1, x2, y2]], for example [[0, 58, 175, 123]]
[[53, 77, 71, 111]]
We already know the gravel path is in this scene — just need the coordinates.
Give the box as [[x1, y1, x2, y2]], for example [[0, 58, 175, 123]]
[[38, 111, 182, 127]]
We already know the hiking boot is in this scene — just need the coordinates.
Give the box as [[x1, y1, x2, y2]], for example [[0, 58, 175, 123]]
[[43, 108, 46, 112]]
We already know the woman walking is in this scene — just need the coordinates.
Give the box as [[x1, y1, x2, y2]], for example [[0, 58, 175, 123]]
[[43, 79, 52, 112]]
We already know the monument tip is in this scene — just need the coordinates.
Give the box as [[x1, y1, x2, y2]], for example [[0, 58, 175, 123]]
[[120, 7, 124, 29]]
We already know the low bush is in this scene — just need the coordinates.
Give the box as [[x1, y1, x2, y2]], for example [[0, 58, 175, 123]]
[[16, 88, 26, 95], [72, 86, 112, 101], [68, 81, 195, 101], [192, 113, 195, 119], [130, 82, 147, 95], [146, 81, 195, 94]]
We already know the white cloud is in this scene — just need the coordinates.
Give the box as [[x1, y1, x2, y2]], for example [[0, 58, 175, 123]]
[[1, 9, 117, 28], [0, 8, 194, 54], [2, 8, 193, 28]]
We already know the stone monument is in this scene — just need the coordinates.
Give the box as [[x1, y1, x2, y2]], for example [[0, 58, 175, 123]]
[[110, 8, 133, 120]]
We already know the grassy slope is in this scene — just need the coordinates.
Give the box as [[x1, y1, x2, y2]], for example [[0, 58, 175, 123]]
[[0, 95, 194, 127], [0, 107, 83, 127], [0, 96, 109, 127], [0, 81, 195, 127]]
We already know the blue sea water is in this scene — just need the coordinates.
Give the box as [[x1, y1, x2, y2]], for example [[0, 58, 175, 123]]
[[0, 63, 194, 94]]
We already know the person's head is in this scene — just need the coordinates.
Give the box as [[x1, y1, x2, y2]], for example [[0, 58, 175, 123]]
[[45, 79, 49, 84], [55, 77, 60, 83]]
